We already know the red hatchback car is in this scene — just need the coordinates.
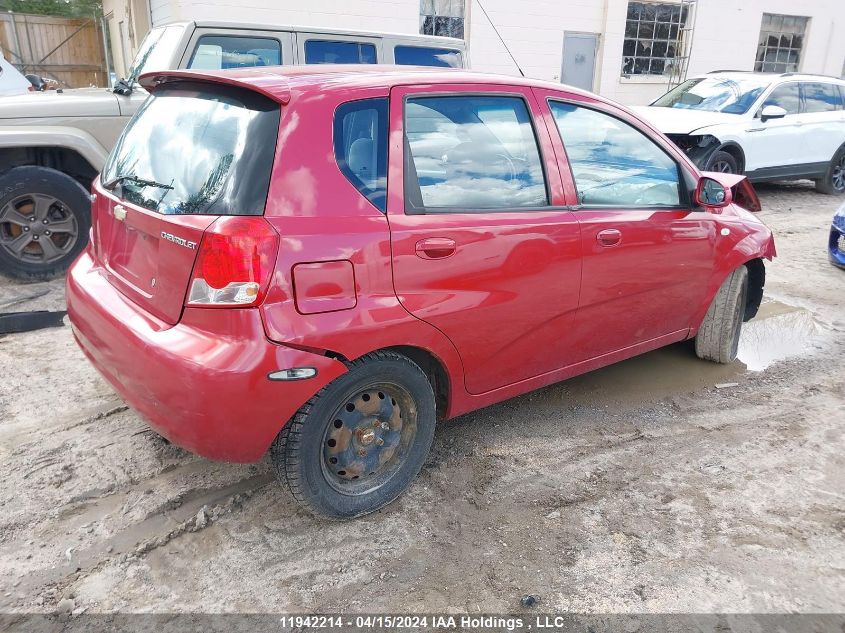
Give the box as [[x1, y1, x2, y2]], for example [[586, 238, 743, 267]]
[[67, 66, 775, 519]]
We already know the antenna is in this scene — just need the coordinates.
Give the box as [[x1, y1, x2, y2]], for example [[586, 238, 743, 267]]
[[476, 0, 525, 77]]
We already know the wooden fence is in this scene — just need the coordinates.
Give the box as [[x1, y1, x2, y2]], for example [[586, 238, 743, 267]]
[[0, 12, 107, 88]]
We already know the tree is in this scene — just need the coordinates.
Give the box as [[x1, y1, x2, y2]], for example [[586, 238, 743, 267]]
[[0, 0, 102, 18]]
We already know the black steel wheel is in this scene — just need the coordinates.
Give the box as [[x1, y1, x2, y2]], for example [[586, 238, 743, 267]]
[[271, 350, 436, 519], [321, 384, 418, 495], [0, 166, 90, 280]]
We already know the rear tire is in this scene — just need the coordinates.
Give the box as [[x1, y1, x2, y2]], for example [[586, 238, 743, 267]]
[[706, 150, 738, 174], [270, 350, 436, 520], [0, 166, 90, 280], [695, 266, 749, 364], [815, 145, 845, 195]]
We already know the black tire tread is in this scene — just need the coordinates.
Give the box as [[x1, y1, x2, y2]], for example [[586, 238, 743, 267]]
[[270, 349, 433, 519], [815, 145, 845, 195], [695, 266, 749, 363], [706, 150, 739, 174]]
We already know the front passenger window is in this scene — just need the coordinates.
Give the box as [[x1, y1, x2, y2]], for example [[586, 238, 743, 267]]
[[763, 83, 800, 114], [549, 101, 681, 207]]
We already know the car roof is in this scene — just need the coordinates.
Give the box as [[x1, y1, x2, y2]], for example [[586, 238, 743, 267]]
[[139, 65, 607, 105], [165, 20, 465, 45], [696, 71, 845, 85]]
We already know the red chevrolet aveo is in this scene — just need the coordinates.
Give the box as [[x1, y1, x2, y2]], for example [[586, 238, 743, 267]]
[[67, 66, 775, 519]]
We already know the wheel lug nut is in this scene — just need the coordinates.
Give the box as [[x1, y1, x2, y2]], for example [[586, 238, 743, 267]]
[[381, 422, 389, 430], [23, 226, 29, 232], [32, 234, 39, 240], [29, 216, 35, 222], [376, 438, 384, 446], [42, 219, 48, 224], [44, 230, 51, 236]]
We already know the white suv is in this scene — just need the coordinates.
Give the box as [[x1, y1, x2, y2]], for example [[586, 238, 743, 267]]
[[633, 72, 845, 195]]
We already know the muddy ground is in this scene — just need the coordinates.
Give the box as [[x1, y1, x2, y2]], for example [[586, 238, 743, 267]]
[[0, 182, 843, 615]]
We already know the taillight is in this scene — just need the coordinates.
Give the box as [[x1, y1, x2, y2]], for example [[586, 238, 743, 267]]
[[187, 216, 279, 308]]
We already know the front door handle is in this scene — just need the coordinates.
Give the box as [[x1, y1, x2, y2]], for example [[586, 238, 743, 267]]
[[597, 228, 622, 247], [415, 237, 456, 259]]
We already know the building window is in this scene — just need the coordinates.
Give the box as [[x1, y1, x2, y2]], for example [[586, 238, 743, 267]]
[[755, 13, 808, 73], [420, 0, 465, 39], [623, 2, 688, 76]]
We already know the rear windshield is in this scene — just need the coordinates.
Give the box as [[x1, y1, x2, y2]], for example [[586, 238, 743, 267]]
[[102, 82, 280, 215]]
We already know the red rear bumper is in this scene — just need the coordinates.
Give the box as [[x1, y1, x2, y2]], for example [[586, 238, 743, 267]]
[[66, 249, 347, 462]]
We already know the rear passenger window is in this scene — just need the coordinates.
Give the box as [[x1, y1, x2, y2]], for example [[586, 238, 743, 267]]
[[549, 101, 681, 207], [763, 83, 801, 114], [404, 96, 548, 211], [803, 82, 843, 112], [334, 98, 388, 212], [188, 35, 281, 70], [305, 40, 376, 64], [394, 46, 462, 68]]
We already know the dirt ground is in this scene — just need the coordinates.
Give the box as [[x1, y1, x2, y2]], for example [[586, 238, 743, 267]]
[[0, 181, 843, 616]]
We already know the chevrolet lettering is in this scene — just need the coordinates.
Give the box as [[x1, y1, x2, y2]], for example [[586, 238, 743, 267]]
[[160, 232, 197, 250]]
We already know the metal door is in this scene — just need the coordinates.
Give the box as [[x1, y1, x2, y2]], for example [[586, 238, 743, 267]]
[[561, 32, 598, 92]]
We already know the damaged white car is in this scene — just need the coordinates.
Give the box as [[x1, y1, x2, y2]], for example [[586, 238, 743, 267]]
[[634, 71, 845, 195]]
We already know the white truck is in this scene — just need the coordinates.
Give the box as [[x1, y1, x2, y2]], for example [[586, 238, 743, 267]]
[[0, 21, 466, 279]]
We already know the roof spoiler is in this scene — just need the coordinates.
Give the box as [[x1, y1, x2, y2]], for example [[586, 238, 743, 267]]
[[139, 69, 291, 104]]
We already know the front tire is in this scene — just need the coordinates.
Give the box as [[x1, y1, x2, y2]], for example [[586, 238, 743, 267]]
[[815, 146, 845, 195], [695, 266, 749, 364], [706, 150, 738, 174], [271, 350, 436, 520], [0, 166, 90, 280]]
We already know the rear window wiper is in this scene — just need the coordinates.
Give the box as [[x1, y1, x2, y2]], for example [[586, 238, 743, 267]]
[[102, 174, 174, 191]]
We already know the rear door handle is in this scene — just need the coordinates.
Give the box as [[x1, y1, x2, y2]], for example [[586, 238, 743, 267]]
[[597, 228, 622, 247], [415, 237, 456, 259]]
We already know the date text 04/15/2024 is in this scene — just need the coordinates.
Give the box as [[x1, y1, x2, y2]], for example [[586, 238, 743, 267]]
[[276, 615, 583, 630]]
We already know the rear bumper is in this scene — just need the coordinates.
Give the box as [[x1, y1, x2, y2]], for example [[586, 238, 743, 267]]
[[66, 249, 347, 462]]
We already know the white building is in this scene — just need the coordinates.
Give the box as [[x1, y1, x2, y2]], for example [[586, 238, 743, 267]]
[[102, 0, 845, 105]]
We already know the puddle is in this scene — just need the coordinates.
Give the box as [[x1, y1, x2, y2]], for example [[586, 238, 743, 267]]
[[544, 299, 824, 409], [737, 300, 824, 371], [553, 341, 743, 408]]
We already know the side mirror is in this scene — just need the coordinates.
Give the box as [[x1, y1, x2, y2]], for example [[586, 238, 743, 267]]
[[695, 177, 733, 209], [25, 74, 46, 91], [760, 104, 787, 122]]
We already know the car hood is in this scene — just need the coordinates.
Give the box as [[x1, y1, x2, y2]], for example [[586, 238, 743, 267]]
[[631, 106, 742, 135], [0, 87, 121, 120]]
